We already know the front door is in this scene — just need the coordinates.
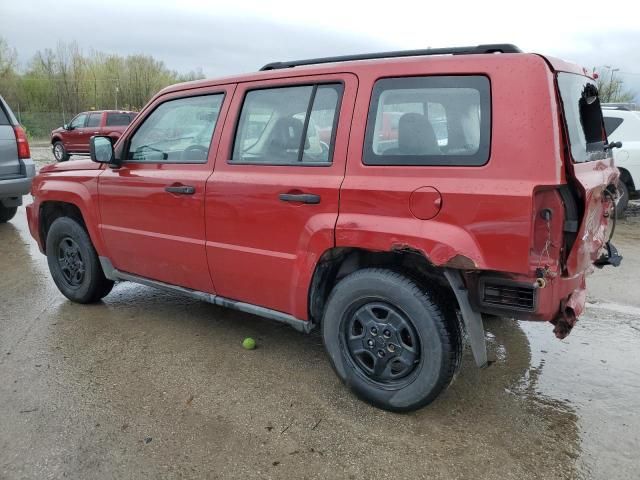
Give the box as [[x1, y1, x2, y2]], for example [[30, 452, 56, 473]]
[[205, 74, 357, 318], [66, 113, 88, 151], [76, 112, 103, 153], [98, 86, 234, 292]]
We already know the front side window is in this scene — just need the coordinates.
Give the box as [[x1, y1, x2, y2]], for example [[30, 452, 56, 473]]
[[557, 73, 608, 163], [231, 83, 343, 165], [364, 76, 491, 166], [69, 113, 87, 129], [107, 112, 135, 126], [127, 95, 223, 163], [86, 113, 101, 128]]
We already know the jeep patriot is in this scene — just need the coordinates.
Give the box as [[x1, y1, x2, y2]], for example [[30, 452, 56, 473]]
[[26, 44, 622, 411]]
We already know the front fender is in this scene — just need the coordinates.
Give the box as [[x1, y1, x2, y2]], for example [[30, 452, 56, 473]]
[[32, 171, 104, 255]]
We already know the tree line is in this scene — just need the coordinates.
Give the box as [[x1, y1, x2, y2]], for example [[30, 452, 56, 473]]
[[0, 37, 204, 137]]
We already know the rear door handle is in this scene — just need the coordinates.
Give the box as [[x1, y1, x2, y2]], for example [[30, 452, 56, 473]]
[[165, 185, 195, 195], [279, 193, 321, 204]]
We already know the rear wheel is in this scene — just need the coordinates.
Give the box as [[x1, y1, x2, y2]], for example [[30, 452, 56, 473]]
[[46, 217, 114, 303], [616, 180, 629, 218], [322, 268, 461, 412], [0, 205, 18, 223], [53, 141, 70, 162]]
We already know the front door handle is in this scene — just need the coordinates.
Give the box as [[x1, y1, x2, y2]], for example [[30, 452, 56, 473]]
[[165, 185, 195, 195], [279, 192, 321, 204]]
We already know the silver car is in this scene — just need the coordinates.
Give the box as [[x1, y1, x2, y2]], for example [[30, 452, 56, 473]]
[[0, 95, 35, 223]]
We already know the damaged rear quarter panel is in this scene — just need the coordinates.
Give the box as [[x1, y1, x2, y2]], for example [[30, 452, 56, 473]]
[[336, 56, 564, 275]]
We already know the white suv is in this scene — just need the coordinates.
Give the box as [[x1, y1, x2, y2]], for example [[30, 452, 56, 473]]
[[602, 107, 640, 216]]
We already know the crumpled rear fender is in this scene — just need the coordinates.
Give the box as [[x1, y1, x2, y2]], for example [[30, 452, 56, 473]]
[[335, 215, 487, 269]]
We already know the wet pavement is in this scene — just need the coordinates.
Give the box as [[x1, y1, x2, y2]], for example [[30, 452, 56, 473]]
[[1, 200, 640, 479]]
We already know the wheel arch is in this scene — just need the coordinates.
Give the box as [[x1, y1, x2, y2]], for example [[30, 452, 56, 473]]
[[618, 167, 636, 193], [38, 197, 104, 256], [308, 247, 458, 325]]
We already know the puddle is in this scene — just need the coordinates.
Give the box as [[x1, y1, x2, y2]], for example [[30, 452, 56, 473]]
[[517, 308, 640, 479]]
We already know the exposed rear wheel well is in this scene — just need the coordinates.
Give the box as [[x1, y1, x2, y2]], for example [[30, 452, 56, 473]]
[[618, 167, 636, 194], [308, 248, 457, 324], [39, 202, 87, 253]]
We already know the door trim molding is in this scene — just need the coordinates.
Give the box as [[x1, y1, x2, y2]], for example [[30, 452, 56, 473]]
[[99, 257, 314, 333]]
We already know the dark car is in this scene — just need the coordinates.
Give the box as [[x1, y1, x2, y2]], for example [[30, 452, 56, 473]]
[[51, 110, 137, 161]]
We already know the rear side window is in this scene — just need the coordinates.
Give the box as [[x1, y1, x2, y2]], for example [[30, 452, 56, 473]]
[[0, 106, 9, 125], [106, 113, 135, 126], [364, 76, 491, 166], [127, 94, 224, 163], [86, 113, 102, 128], [557, 73, 608, 163], [231, 83, 343, 165], [603, 116, 623, 137]]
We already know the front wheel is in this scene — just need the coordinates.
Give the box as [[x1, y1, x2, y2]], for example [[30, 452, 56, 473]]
[[46, 217, 114, 303], [322, 268, 461, 412], [53, 141, 70, 162]]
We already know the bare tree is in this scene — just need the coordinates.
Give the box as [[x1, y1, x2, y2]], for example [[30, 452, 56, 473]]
[[595, 67, 636, 103]]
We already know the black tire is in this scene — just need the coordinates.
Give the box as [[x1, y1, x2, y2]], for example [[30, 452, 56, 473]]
[[616, 180, 629, 219], [46, 217, 114, 303], [322, 268, 461, 412], [53, 141, 70, 162], [0, 205, 18, 223]]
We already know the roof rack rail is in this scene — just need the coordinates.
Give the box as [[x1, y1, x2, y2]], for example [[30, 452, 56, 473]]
[[260, 44, 522, 71]]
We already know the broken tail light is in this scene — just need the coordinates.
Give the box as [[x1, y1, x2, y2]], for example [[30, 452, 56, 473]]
[[531, 188, 565, 275]]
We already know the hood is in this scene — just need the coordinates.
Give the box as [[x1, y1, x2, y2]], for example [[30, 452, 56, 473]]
[[51, 126, 65, 135], [40, 159, 103, 173]]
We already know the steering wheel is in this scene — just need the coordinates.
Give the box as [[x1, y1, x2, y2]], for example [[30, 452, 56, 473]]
[[182, 145, 209, 161]]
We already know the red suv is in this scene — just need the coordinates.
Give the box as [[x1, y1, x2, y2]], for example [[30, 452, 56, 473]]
[[51, 110, 137, 161], [27, 44, 622, 411]]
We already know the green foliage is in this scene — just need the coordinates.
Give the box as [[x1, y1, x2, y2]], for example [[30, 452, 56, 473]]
[[0, 37, 206, 139]]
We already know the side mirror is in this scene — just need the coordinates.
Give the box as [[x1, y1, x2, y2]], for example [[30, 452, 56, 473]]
[[90, 136, 118, 165], [63, 124, 70, 130]]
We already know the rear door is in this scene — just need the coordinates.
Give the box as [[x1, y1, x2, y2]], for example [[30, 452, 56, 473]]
[[0, 97, 20, 179], [205, 74, 356, 317], [98, 86, 234, 292], [556, 72, 619, 274]]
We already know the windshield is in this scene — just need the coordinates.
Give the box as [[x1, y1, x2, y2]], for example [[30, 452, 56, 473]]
[[557, 72, 609, 163]]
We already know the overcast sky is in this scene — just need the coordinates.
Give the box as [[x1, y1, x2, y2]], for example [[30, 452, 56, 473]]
[[2, 0, 640, 98]]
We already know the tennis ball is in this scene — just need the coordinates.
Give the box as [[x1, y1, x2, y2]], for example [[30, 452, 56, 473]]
[[242, 337, 256, 350]]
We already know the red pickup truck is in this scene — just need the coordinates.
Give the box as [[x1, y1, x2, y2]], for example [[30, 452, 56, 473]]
[[51, 110, 136, 162]]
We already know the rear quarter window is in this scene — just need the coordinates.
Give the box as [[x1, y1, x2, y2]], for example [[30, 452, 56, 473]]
[[0, 105, 10, 125], [557, 73, 608, 163], [106, 113, 135, 126], [363, 75, 491, 166]]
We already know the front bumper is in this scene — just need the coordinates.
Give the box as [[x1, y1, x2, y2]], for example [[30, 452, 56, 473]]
[[0, 158, 35, 199]]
